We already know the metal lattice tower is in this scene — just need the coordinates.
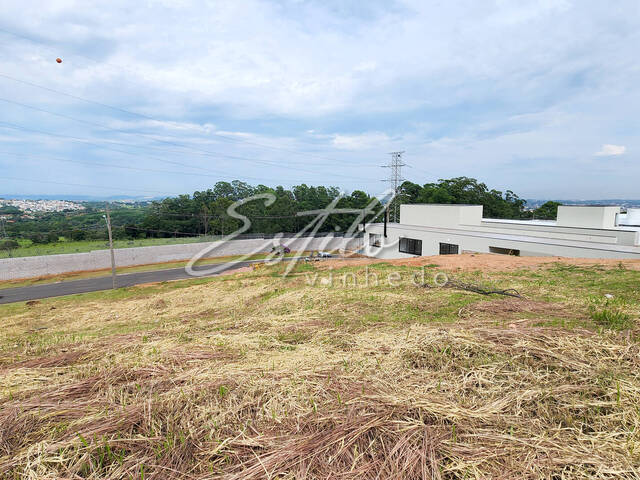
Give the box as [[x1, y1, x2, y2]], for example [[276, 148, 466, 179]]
[[381, 151, 405, 222]]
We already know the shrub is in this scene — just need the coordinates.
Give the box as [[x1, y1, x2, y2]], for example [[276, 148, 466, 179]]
[[590, 307, 633, 330], [28, 232, 47, 244], [0, 239, 19, 250]]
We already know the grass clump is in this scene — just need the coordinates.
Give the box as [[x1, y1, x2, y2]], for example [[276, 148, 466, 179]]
[[589, 297, 635, 331], [590, 307, 633, 330]]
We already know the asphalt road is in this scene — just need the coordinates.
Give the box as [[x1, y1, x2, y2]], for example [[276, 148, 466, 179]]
[[0, 260, 258, 305]]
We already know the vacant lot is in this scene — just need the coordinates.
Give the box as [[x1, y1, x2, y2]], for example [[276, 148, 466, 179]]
[[0, 236, 216, 259], [1, 255, 639, 479]]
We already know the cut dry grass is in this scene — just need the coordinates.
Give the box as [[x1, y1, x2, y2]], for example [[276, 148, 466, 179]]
[[0, 257, 639, 478]]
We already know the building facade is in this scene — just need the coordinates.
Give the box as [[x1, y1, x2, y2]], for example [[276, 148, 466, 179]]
[[364, 204, 640, 259]]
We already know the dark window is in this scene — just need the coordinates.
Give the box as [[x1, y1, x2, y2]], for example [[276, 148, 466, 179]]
[[399, 237, 422, 255], [439, 243, 459, 255], [489, 246, 520, 256], [369, 233, 381, 247]]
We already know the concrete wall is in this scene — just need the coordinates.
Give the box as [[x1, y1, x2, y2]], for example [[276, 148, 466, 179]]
[[481, 220, 639, 246], [363, 203, 640, 260], [620, 209, 640, 226], [0, 235, 362, 281], [364, 223, 640, 260], [557, 206, 621, 229], [399, 204, 483, 228]]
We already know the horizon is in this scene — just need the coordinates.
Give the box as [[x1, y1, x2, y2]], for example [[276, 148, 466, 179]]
[[3, 191, 640, 205]]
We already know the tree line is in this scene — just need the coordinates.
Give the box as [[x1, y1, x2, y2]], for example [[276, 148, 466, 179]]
[[1, 178, 563, 249], [397, 177, 560, 220], [139, 181, 378, 237]]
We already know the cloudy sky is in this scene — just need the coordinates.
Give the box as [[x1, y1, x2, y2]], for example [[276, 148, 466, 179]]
[[0, 0, 639, 199]]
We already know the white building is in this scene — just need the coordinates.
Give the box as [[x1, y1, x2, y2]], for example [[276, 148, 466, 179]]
[[364, 204, 640, 259]]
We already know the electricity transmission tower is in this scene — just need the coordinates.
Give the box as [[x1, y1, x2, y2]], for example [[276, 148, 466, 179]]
[[381, 151, 406, 222]]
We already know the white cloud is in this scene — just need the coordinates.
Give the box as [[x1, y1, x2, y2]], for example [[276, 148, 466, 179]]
[[3, 0, 636, 119], [2, 0, 640, 197], [331, 132, 391, 150], [595, 144, 626, 156]]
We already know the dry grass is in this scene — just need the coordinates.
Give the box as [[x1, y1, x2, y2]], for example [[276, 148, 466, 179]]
[[0, 258, 639, 478], [322, 253, 640, 272]]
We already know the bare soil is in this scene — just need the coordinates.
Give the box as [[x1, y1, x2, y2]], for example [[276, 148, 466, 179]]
[[325, 252, 640, 272]]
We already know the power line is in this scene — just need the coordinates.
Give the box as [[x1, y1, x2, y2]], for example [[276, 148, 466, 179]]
[[0, 122, 210, 173], [0, 70, 376, 168], [406, 164, 431, 181], [123, 225, 209, 237], [0, 150, 310, 185], [0, 38, 385, 193], [0, 26, 148, 84], [0, 120, 379, 183], [0, 96, 374, 170], [2, 224, 111, 238], [144, 211, 355, 219], [381, 151, 406, 222], [0, 176, 180, 196]]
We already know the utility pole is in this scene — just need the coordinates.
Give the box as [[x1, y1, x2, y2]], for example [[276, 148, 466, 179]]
[[203, 206, 209, 237], [103, 205, 117, 289], [381, 151, 406, 222], [0, 217, 13, 258]]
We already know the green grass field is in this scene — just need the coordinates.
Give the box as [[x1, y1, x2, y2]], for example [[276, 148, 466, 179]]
[[0, 236, 221, 259]]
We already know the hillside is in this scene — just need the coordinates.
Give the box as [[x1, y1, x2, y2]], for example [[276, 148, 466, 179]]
[[1, 255, 639, 478]]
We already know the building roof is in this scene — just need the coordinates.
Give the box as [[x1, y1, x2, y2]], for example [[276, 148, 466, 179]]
[[402, 203, 480, 207], [484, 217, 640, 233]]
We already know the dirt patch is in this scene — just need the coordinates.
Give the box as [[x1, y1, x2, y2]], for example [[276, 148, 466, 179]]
[[4, 349, 92, 370], [148, 298, 168, 310], [469, 298, 569, 315], [134, 265, 255, 288], [220, 265, 253, 275], [457, 298, 581, 327], [292, 318, 330, 329], [324, 253, 640, 272], [164, 345, 241, 365]]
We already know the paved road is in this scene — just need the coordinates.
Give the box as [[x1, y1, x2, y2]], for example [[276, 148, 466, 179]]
[[0, 260, 262, 305]]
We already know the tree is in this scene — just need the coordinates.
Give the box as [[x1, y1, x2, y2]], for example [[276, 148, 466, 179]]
[[0, 206, 21, 215], [46, 232, 59, 243], [533, 201, 561, 220], [124, 224, 141, 238], [69, 229, 86, 241], [28, 232, 47, 244], [399, 177, 527, 219]]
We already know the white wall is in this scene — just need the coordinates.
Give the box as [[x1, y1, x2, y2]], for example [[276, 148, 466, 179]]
[[363, 203, 640, 260], [0, 236, 362, 281], [481, 220, 639, 246], [620, 209, 640, 226], [364, 223, 640, 260], [399, 204, 483, 228], [556, 206, 621, 229]]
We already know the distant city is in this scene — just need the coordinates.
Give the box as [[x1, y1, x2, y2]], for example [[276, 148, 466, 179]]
[[525, 199, 640, 209], [0, 198, 85, 213], [1, 196, 640, 214]]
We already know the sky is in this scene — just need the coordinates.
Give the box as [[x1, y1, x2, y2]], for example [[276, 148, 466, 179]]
[[0, 0, 639, 200]]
